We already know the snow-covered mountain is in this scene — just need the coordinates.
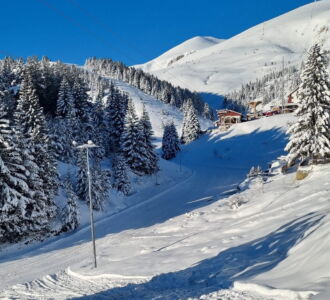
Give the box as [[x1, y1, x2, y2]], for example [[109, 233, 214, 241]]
[[136, 1, 330, 96], [136, 36, 223, 73]]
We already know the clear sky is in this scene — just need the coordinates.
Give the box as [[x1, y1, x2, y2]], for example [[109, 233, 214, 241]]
[[0, 0, 314, 66]]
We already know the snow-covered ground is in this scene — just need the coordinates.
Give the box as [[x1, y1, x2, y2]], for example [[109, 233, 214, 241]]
[[136, 1, 330, 97], [2, 113, 330, 299], [111, 79, 212, 145]]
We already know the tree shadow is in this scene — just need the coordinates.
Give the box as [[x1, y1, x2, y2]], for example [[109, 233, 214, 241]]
[[72, 212, 324, 299], [0, 127, 288, 267]]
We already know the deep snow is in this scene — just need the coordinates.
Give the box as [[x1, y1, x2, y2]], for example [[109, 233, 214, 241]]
[[2, 113, 330, 299]]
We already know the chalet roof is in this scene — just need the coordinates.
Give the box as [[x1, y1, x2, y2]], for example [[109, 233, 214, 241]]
[[217, 109, 242, 116]]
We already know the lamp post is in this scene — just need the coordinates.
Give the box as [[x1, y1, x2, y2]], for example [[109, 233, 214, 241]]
[[74, 140, 99, 268]]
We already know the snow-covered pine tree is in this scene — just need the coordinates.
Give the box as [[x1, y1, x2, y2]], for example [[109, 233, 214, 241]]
[[285, 44, 330, 166], [76, 150, 109, 211], [61, 175, 80, 232], [120, 100, 146, 174], [51, 118, 73, 161], [72, 77, 89, 121], [162, 122, 180, 160], [16, 73, 58, 201], [56, 77, 76, 118], [181, 100, 201, 144], [0, 107, 53, 243], [104, 85, 128, 152], [112, 154, 131, 195], [0, 113, 29, 242], [90, 165, 109, 211], [139, 105, 159, 174]]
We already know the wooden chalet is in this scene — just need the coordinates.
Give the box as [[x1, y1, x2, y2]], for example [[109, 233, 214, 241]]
[[216, 109, 242, 130]]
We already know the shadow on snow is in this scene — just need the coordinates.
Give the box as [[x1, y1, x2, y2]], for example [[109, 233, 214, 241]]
[[73, 212, 324, 299], [0, 128, 288, 266]]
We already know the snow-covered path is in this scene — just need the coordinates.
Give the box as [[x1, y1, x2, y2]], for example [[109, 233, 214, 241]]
[[1, 115, 310, 300]]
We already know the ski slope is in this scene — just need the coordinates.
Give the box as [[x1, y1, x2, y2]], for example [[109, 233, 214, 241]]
[[2, 113, 330, 299], [111, 79, 212, 145], [136, 1, 330, 96]]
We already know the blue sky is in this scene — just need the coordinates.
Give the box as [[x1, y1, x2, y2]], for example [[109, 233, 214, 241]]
[[0, 0, 313, 65]]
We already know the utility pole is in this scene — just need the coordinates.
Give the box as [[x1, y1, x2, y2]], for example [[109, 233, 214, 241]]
[[74, 140, 99, 268]]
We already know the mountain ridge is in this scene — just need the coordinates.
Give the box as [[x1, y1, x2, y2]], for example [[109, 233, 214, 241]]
[[135, 1, 330, 97]]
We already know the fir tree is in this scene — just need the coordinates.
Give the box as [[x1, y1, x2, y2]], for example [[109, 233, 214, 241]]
[[285, 44, 330, 165], [112, 155, 131, 195], [104, 85, 128, 152], [162, 122, 180, 160], [0, 107, 52, 242], [120, 100, 146, 174], [72, 77, 89, 121], [16, 73, 58, 201], [76, 150, 109, 211], [61, 175, 80, 232], [181, 100, 201, 144], [139, 105, 159, 174]]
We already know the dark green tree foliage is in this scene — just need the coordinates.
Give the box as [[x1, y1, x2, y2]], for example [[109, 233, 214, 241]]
[[76, 150, 109, 211], [121, 100, 147, 175], [56, 77, 76, 118], [72, 77, 89, 121], [139, 105, 159, 174], [162, 122, 180, 160], [112, 155, 131, 195], [61, 175, 80, 232], [104, 83, 128, 152]]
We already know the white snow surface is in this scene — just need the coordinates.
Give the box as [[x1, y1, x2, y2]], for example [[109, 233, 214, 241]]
[[135, 1, 330, 96], [1, 113, 330, 299], [111, 79, 213, 145]]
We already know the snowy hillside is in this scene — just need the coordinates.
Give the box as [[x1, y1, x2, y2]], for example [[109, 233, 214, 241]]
[[136, 1, 330, 96], [136, 36, 223, 72], [111, 79, 213, 144], [2, 113, 330, 299]]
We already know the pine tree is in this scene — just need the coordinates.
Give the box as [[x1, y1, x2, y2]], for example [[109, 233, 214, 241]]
[[0, 112, 29, 242], [112, 155, 131, 195], [90, 165, 109, 211], [16, 73, 58, 201], [285, 44, 330, 166], [76, 150, 109, 211], [61, 175, 80, 232], [120, 100, 146, 174], [51, 118, 73, 161], [104, 85, 128, 152], [0, 107, 52, 242], [162, 122, 180, 160], [139, 105, 159, 174], [181, 100, 201, 144], [72, 77, 89, 121]]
